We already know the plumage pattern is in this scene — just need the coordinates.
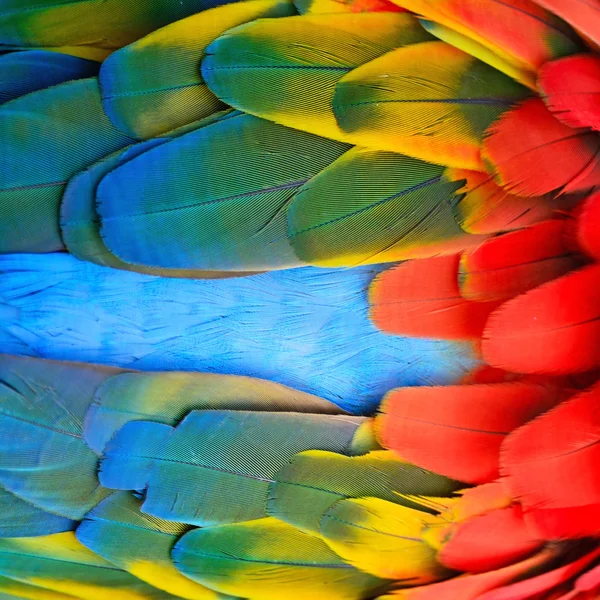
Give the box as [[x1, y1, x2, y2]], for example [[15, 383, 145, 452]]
[[376, 382, 562, 483], [0, 253, 475, 413], [1, 0, 600, 598]]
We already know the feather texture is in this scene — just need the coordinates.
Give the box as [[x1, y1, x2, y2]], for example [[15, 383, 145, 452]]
[[445, 168, 565, 235], [0, 354, 120, 519], [98, 0, 295, 139], [172, 517, 389, 600], [387, 0, 580, 74], [482, 264, 600, 374], [267, 449, 462, 534], [369, 255, 499, 340], [320, 497, 450, 582], [0, 532, 178, 600], [332, 41, 529, 170], [0, 487, 75, 538], [530, 0, 600, 48], [77, 492, 234, 600], [459, 220, 580, 302], [288, 147, 481, 267], [539, 54, 600, 132], [437, 505, 542, 573], [0, 254, 475, 413], [0, 0, 240, 51], [502, 382, 600, 538], [100, 410, 365, 525], [0, 78, 134, 253], [376, 382, 563, 483], [573, 189, 600, 260], [482, 98, 600, 197], [85, 370, 340, 454], [97, 112, 350, 272], [0, 50, 98, 104], [376, 547, 561, 600], [201, 12, 432, 142]]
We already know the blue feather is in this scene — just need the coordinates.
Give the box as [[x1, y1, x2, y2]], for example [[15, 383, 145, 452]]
[[0, 254, 476, 413]]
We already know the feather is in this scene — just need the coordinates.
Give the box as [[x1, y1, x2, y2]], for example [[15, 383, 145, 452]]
[[445, 168, 564, 235], [0, 0, 240, 51], [267, 449, 462, 534], [99, 0, 295, 139], [295, 0, 406, 13], [0, 354, 121, 519], [60, 109, 265, 277], [85, 370, 340, 454], [100, 410, 365, 525], [459, 220, 581, 302], [320, 497, 451, 582], [501, 382, 600, 538], [77, 492, 235, 600], [530, 0, 600, 49], [422, 482, 513, 549], [287, 147, 482, 267], [332, 41, 529, 170], [0, 254, 476, 414], [419, 20, 536, 89], [0, 78, 134, 253], [482, 98, 600, 197], [0, 50, 98, 104], [172, 517, 390, 600], [376, 546, 561, 600], [0, 486, 75, 538], [386, 0, 580, 74], [376, 382, 563, 483], [482, 264, 600, 374], [201, 12, 432, 142], [476, 546, 600, 600], [369, 255, 500, 340], [574, 190, 600, 260], [0, 532, 178, 600], [97, 112, 350, 272], [539, 54, 600, 132], [437, 505, 542, 573], [0, 577, 80, 600]]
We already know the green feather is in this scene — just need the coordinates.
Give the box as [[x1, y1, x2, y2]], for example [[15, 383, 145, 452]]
[[77, 492, 236, 600], [98, 113, 350, 272], [0, 0, 242, 51], [99, 0, 295, 139], [85, 370, 342, 454], [172, 517, 390, 600], [0, 354, 122, 519], [288, 146, 478, 267], [100, 410, 365, 525], [0, 486, 75, 538], [267, 450, 462, 534], [0, 533, 178, 600], [201, 12, 433, 141], [0, 78, 133, 253]]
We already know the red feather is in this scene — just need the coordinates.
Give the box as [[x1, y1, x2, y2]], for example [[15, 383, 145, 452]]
[[575, 190, 600, 260], [482, 264, 600, 374], [383, 547, 561, 600], [523, 503, 600, 540], [539, 54, 600, 132], [438, 505, 542, 573], [476, 547, 600, 600], [502, 382, 600, 538], [531, 0, 600, 49], [369, 255, 499, 340], [446, 168, 565, 235], [376, 382, 562, 484], [482, 98, 600, 197], [459, 220, 581, 302]]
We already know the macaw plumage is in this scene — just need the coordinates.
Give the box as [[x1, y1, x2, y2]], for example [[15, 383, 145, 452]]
[[0, 0, 599, 598]]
